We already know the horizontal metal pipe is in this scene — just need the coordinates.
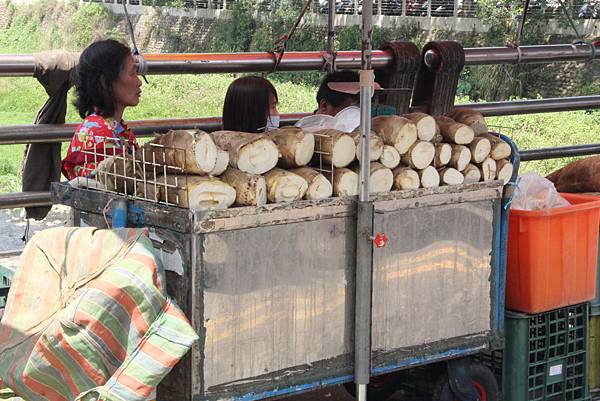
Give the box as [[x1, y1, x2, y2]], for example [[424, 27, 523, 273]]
[[0, 51, 391, 76], [0, 113, 309, 144], [3, 96, 600, 145], [0, 191, 52, 209], [2, 43, 599, 76], [455, 95, 600, 116], [425, 43, 600, 68], [520, 143, 600, 161]]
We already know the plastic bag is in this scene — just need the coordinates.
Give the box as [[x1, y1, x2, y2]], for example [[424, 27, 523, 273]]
[[511, 172, 571, 210]]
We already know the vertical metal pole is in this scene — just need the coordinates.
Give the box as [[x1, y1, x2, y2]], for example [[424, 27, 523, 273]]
[[355, 0, 373, 399], [327, 0, 336, 71]]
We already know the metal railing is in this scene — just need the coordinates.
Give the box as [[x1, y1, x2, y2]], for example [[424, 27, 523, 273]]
[[2, 43, 598, 76], [1, 44, 600, 209]]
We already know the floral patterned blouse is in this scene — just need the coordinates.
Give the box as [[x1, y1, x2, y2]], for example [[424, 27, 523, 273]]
[[61, 113, 139, 180]]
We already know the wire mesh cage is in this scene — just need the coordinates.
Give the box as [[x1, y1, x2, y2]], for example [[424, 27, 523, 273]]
[[78, 136, 190, 208]]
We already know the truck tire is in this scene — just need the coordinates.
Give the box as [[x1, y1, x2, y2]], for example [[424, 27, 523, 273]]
[[431, 362, 498, 401]]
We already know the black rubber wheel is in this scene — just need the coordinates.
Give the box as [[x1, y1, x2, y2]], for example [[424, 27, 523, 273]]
[[431, 362, 498, 401], [343, 373, 401, 401]]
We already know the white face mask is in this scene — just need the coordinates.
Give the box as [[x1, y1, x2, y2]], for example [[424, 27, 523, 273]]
[[265, 115, 280, 131]]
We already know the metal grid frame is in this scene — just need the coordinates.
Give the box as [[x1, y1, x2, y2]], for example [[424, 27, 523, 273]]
[[79, 137, 190, 208]]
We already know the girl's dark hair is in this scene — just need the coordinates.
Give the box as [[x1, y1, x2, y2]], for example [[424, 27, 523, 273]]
[[72, 39, 132, 119], [222, 76, 278, 133], [316, 70, 360, 107]]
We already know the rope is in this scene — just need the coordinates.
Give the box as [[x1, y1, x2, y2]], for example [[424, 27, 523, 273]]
[[268, 0, 314, 74], [122, 2, 149, 83], [515, 0, 531, 46], [556, 0, 582, 40]]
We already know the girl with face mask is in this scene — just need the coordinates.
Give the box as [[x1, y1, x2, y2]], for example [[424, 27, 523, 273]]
[[62, 39, 142, 180], [222, 76, 280, 133]]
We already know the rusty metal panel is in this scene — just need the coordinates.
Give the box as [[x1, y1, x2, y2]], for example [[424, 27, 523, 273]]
[[200, 217, 356, 392], [371, 198, 496, 355]]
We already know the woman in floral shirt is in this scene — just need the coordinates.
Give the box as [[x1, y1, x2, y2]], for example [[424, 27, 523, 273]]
[[62, 39, 142, 180]]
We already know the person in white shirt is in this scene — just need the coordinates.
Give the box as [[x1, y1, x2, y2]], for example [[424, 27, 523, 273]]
[[296, 70, 382, 132], [315, 70, 362, 132]]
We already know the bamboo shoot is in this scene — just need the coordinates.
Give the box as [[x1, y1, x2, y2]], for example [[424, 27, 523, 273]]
[[401, 141, 435, 170], [496, 159, 514, 184], [478, 133, 512, 160], [478, 157, 497, 182], [221, 168, 267, 206], [434, 116, 474, 145], [379, 145, 401, 169], [140, 129, 218, 175], [403, 113, 437, 141], [393, 167, 420, 190], [264, 168, 308, 203], [439, 167, 464, 186], [211, 130, 279, 174], [350, 130, 384, 162], [463, 164, 482, 184], [291, 167, 333, 200], [450, 145, 472, 172], [332, 168, 359, 197], [447, 108, 488, 135], [433, 143, 452, 168], [268, 127, 315, 168], [418, 166, 440, 188], [371, 115, 418, 154], [314, 129, 356, 168], [469, 137, 491, 164]]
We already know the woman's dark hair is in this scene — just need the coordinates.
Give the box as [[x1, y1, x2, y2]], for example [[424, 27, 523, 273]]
[[222, 76, 278, 133], [316, 70, 360, 107], [72, 39, 132, 119]]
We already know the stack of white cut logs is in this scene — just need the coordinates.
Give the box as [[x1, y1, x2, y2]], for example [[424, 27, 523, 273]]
[[95, 108, 513, 211]]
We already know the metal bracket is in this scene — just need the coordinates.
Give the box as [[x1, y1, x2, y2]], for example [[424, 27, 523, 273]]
[[447, 357, 480, 401]]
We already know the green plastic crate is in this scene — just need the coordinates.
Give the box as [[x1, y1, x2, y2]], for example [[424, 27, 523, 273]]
[[503, 304, 591, 401]]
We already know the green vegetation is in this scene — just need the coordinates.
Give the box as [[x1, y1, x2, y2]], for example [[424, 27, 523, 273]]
[[0, 0, 598, 193]]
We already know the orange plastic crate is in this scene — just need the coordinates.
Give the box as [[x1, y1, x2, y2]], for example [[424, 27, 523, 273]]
[[506, 193, 600, 313]]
